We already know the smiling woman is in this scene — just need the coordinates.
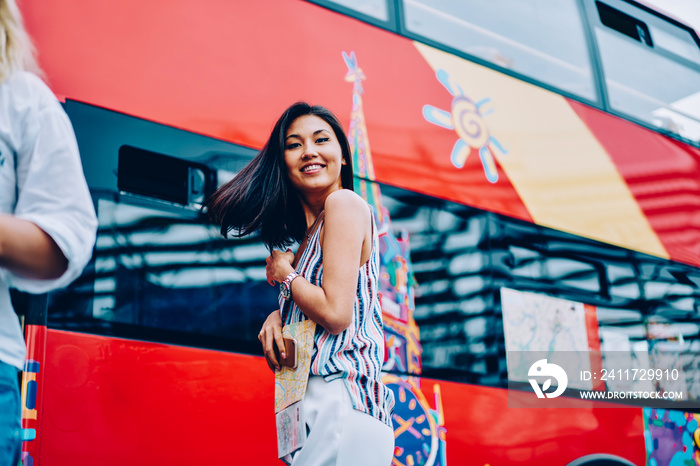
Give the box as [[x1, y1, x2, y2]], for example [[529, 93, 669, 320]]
[[204, 102, 395, 465], [205, 103, 354, 250]]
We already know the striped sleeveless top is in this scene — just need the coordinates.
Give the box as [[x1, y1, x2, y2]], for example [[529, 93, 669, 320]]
[[279, 204, 395, 427]]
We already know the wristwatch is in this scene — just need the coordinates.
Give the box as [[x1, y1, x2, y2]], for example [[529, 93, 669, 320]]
[[280, 271, 300, 300]]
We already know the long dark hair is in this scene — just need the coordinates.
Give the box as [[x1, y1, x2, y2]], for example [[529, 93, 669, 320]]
[[205, 102, 354, 250]]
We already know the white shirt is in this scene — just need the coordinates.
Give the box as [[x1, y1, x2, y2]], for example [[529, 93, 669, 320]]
[[0, 71, 97, 370]]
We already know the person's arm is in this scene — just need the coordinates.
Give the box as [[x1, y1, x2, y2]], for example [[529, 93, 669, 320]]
[[6, 75, 97, 293], [0, 214, 67, 279], [266, 190, 369, 335]]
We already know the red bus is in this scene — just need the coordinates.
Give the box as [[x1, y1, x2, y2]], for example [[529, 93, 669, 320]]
[[14, 0, 700, 464]]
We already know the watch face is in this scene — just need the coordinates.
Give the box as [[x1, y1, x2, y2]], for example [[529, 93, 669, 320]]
[[280, 283, 290, 299]]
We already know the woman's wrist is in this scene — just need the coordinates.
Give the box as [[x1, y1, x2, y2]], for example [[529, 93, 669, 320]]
[[280, 270, 300, 300]]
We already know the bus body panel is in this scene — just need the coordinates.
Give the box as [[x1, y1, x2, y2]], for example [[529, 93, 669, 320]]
[[33, 329, 644, 465], [436, 380, 646, 465], [21, 325, 46, 466], [37, 329, 277, 465], [568, 100, 700, 266]]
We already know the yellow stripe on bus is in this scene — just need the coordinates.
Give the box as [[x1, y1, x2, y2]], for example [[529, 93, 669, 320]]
[[415, 42, 668, 259]]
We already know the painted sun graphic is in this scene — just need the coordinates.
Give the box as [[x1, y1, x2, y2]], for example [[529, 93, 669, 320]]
[[423, 68, 507, 183]]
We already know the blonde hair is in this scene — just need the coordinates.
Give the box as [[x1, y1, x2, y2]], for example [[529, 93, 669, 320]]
[[0, 0, 40, 83]]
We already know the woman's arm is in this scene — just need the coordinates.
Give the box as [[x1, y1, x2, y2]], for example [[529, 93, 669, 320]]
[[0, 214, 68, 279], [266, 190, 369, 335]]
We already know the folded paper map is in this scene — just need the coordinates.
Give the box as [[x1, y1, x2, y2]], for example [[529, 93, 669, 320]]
[[274, 319, 317, 413]]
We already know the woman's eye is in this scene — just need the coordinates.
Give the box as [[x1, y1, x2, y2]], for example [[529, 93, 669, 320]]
[[286, 143, 301, 150], [316, 137, 329, 143]]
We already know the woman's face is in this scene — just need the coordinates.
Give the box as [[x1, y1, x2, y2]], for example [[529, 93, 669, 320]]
[[284, 114, 345, 197]]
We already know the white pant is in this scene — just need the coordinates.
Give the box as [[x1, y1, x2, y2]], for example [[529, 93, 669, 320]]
[[291, 376, 395, 466]]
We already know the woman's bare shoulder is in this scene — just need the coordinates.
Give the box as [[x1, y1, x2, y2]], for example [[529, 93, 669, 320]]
[[323, 190, 370, 234], [324, 189, 367, 213]]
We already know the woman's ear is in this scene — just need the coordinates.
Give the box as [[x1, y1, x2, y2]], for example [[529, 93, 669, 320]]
[[341, 158, 348, 165]]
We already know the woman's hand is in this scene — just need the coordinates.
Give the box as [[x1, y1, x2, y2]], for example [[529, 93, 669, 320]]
[[265, 249, 295, 286], [258, 309, 286, 372], [265, 190, 368, 335]]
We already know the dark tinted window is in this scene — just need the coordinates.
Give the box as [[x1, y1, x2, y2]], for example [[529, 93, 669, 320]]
[[47, 102, 272, 352], [376, 182, 700, 403]]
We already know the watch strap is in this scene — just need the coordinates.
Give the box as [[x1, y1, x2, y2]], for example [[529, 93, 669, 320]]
[[281, 271, 299, 299]]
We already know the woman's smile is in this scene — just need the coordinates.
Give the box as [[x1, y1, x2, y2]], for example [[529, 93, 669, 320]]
[[284, 114, 344, 195], [300, 163, 325, 174]]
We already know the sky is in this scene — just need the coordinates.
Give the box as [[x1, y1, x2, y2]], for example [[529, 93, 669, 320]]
[[643, 0, 700, 34]]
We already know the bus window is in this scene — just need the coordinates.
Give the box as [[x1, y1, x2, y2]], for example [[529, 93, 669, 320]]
[[376, 179, 700, 404], [46, 101, 277, 353], [90, 195, 277, 345], [375, 183, 497, 383], [401, 0, 597, 101], [316, 0, 389, 22], [591, 0, 700, 143]]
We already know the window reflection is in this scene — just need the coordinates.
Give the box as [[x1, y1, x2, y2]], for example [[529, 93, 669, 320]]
[[90, 197, 277, 342], [402, 0, 596, 100], [593, 0, 700, 142], [323, 0, 388, 21], [378, 183, 700, 401]]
